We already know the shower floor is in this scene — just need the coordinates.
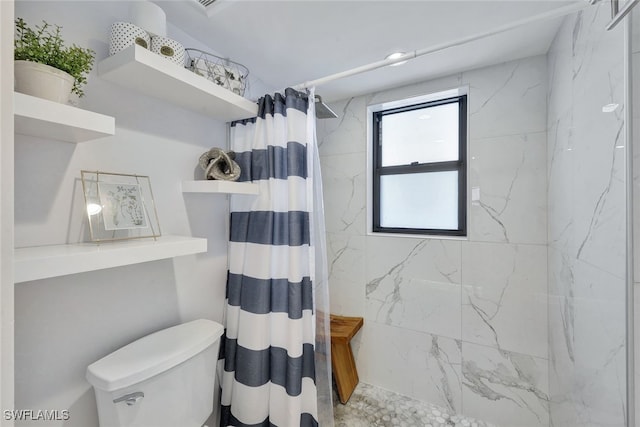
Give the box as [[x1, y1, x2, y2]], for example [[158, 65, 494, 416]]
[[333, 382, 497, 427]]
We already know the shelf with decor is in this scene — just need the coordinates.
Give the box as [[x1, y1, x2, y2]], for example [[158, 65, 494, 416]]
[[14, 92, 116, 143], [14, 235, 207, 283], [181, 180, 259, 195], [97, 45, 258, 122]]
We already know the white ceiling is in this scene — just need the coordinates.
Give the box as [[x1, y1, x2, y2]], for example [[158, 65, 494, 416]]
[[159, 0, 585, 101]]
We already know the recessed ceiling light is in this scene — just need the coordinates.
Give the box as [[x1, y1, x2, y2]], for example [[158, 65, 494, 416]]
[[386, 52, 407, 67]]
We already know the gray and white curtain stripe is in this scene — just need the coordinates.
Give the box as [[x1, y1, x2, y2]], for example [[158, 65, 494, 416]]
[[220, 88, 322, 427]]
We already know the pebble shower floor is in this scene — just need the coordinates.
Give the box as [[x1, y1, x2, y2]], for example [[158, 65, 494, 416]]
[[333, 382, 496, 427]]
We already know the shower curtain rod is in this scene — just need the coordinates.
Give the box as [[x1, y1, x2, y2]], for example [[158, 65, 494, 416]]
[[292, 1, 590, 91]]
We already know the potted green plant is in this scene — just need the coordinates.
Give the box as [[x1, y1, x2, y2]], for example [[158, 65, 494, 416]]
[[14, 17, 95, 103]]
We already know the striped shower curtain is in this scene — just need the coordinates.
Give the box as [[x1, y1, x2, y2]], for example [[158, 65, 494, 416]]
[[220, 88, 330, 427]]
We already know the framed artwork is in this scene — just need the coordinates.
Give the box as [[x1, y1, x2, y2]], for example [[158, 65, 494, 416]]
[[80, 171, 161, 242]]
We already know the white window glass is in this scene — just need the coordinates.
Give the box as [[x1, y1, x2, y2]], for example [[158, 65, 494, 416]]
[[379, 171, 458, 230], [381, 102, 459, 167]]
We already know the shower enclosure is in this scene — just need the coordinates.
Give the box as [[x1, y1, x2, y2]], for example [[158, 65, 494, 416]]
[[546, 4, 631, 427], [317, 2, 637, 427]]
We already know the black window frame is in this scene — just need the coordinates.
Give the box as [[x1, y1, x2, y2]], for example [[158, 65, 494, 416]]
[[372, 95, 467, 237]]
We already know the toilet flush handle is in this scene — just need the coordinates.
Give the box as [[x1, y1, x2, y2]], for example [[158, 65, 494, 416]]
[[113, 391, 144, 406]]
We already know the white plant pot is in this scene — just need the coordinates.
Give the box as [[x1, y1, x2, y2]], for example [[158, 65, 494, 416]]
[[14, 60, 74, 104]]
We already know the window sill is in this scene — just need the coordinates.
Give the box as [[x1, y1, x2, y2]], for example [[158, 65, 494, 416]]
[[367, 230, 468, 241]]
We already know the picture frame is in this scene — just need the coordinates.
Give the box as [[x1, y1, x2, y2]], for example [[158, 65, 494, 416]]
[[80, 170, 161, 242]]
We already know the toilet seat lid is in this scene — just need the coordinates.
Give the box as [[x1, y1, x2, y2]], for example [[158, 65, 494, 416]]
[[86, 319, 223, 392]]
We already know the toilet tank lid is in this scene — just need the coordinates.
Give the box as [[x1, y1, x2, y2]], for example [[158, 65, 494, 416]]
[[86, 319, 223, 392]]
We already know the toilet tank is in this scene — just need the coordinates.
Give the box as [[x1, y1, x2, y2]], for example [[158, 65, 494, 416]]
[[86, 319, 224, 427]]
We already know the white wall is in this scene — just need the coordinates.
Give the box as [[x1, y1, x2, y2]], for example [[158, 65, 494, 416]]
[[12, 2, 253, 426], [1, 1, 15, 425], [317, 55, 549, 426]]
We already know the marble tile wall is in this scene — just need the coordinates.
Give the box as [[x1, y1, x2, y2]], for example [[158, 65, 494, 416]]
[[317, 55, 549, 426], [633, 7, 640, 426], [547, 5, 627, 427]]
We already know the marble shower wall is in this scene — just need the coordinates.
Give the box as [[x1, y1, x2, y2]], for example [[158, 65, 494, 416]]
[[547, 6, 627, 427], [317, 55, 549, 427], [633, 6, 640, 425]]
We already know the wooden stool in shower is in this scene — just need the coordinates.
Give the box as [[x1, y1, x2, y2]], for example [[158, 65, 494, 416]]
[[330, 314, 364, 404]]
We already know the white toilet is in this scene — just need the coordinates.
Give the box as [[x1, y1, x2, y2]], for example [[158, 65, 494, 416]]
[[86, 319, 224, 427]]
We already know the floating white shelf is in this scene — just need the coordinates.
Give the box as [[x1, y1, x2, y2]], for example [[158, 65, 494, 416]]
[[14, 235, 207, 283], [98, 45, 258, 122], [182, 180, 259, 195], [14, 92, 115, 143]]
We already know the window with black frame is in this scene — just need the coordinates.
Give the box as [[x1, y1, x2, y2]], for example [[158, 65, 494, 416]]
[[372, 95, 467, 236]]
